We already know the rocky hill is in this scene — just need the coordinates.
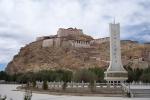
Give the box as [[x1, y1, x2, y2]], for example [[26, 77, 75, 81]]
[[5, 39, 150, 74]]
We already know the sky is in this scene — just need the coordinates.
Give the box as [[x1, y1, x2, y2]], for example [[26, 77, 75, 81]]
[[0, 0, 150, 71]]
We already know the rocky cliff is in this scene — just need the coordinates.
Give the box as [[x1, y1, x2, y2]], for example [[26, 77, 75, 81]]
[[5, 39, 150, 74]]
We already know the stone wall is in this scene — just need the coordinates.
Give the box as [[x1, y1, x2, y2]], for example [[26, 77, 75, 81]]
[[61, 40, 72, 48], [42, 38, 90, 48], [55, 38, 61, 47], [42, 38, 62, 48], [42, 39, 54, 47], [35, 81, 122, 89], [40, 36, 109, 48], [90, 37, 109, 44]]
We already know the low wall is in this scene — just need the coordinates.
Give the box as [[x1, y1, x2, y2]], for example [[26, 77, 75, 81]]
[[30, 82, 123, 94], [121, 82, 150, 97]]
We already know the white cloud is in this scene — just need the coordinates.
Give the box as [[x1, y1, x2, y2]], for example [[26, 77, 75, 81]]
[[0, 0, 150, 68]]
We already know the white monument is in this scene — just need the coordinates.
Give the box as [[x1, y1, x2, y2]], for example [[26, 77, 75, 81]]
[[104, 21, 128, 84]]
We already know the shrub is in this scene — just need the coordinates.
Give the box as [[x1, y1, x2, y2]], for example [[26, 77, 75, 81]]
[[32, 80, 36, 88], [24, 90, 32, 100], [140, 73, 150, 82], [140, 67, 150, 82], [89, 67, 104, 82], [73, 69, 97, 82]]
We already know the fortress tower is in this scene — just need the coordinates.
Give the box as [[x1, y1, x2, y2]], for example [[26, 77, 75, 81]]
[[104, 22, 128, 84]]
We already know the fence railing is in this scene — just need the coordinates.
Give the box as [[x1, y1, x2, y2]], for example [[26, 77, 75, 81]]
[[30, 81, 122, 89]]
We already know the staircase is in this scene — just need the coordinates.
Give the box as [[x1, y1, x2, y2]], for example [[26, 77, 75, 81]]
[[131, 89, 150, 97], [121, 83, 150, 97]]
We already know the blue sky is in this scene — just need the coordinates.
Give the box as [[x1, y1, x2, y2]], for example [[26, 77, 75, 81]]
[[0, 0, 150, 71]]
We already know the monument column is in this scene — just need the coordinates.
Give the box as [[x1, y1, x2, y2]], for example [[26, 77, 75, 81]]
[[104, 22, 128, 83]]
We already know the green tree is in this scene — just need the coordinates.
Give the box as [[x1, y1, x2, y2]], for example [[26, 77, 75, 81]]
[[134, 68, 143, 81], [0, 71, 9, 81], [88, 67, 104, 82], [140, 67, 150, 82], [17, 73, 31, 83], [140, 73, 150, 82], [73, 69, 97, 82]]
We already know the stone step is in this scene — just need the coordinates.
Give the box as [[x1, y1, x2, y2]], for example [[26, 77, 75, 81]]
[[133, 93, 150, 97], [131, 89, 150, 97], [131, 89, 150, 94]]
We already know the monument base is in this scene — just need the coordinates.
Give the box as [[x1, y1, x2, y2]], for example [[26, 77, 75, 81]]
[[104, 71, 128, 84]]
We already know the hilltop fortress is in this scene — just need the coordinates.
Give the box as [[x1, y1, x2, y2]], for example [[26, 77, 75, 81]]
[[36, 27, 109, 48]]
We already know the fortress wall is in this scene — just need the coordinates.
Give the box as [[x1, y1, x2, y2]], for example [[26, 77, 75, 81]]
[[55, 38, 61, 47], [42, 37, 90, 48], [91, 37, 109, 44], [42, 39, 54, 47], [42, 38, 61, 48], [61, 40, 72, 48]]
